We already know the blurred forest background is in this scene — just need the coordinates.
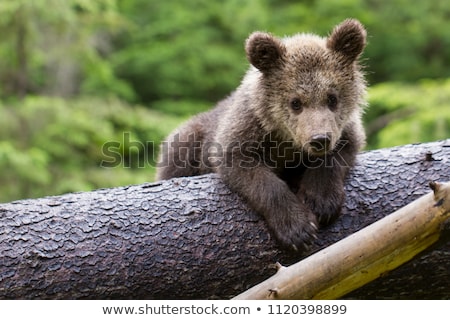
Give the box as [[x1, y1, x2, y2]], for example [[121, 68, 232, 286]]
[[1, 0, 449, 202]]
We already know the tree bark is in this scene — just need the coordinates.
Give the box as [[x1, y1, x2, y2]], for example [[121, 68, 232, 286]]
[[0, 140, 449, 299], [233, 182, 450, 299]]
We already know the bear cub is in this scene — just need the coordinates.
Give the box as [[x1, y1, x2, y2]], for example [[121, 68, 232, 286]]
[[157, 19, 367, 251]]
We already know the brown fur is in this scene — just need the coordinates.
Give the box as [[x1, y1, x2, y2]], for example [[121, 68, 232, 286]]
[[156, 19, 367, 251]]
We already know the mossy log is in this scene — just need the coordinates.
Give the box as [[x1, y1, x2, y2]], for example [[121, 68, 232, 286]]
[[0, 140, 449, 299]]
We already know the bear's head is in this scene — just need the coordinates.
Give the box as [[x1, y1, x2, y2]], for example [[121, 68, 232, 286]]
[[245, 19, 367, 156]]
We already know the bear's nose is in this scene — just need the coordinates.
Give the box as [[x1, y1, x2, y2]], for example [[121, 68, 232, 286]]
[[309, 134, 331, 152]]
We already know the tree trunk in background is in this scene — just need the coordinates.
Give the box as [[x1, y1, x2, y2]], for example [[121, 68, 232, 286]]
[[15, 7, 28, 99], [0, 140, 449, 299]]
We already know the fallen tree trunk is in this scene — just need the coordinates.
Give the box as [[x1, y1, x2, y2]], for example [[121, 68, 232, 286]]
[[0, 140, 449, 299], [233, 181, 450, 299]]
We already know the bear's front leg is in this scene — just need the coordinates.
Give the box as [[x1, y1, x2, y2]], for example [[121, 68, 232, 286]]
[[219, 165, 318, 251], [297, 146, 355, 226], [297, 165, 346, 226]]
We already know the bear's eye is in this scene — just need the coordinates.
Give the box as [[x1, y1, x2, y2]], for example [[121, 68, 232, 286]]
[[327, 93, 338, 111], [290, 98, 303, 111]]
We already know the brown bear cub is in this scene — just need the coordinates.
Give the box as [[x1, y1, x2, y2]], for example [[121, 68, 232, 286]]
[[157, 19, 367, 251]]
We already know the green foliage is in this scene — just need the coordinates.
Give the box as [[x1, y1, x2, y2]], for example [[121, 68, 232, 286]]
[[0, 96, 184, 202], [0, 0, 130, 98], [365, 79, 450, 149], [113, 0, 252, 106], [112, 0, 450, 105], [362, 0, 450, 83]]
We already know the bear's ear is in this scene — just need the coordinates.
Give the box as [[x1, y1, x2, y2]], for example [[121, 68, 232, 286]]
[[326, 19, 367, 63], [245, 32, 286, 73]]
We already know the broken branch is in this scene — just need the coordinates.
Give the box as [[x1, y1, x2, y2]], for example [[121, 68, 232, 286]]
[[233, 181, 450, 300]]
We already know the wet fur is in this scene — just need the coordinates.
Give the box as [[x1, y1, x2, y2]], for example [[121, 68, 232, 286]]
[[157, 19, 367, 251]]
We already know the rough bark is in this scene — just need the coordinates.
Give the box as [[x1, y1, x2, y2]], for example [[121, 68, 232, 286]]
[[0, 140, 449, 299], [234, 182, 450, 299]]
